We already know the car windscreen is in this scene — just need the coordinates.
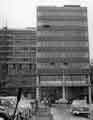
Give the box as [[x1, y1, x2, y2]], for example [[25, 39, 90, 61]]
[[0, 99, 16, 108]]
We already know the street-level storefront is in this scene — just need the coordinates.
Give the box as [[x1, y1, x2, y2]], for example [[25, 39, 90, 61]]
[[37, 74, 89, 103], [40, 87, 62, 100], [40, 86, 88, 103]]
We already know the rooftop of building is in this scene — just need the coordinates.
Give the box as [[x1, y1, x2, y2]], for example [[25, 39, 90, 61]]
[[37, 5, 87, 9], [0, 27, 36, 32]]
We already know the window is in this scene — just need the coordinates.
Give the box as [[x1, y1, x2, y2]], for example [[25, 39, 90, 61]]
[[2, 63, 8, 73], [8, 64, 16, 74], [24, 58, 28, 61], [29, 64, 32, 71], [50, 61, 55, 66], [18, 64, 22, 71], [13, 64, 16, 69], [43, 24, 51, 28]]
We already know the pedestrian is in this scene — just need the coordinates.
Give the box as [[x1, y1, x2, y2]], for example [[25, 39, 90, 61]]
[[48, 97, 51, 107], [35, 99, 38, 113]]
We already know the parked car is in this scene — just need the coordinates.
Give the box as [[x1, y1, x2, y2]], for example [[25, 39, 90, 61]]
[[55, 98, 68, 104], [67, 97, 77, 104], [41, 97, 49, 105], [70, 99, 89, 116], [0, 96, 33, 120], [0, 96, 17, 120]]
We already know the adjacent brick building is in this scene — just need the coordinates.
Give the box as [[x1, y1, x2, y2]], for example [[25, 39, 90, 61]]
[[0, 27, 36, 97]]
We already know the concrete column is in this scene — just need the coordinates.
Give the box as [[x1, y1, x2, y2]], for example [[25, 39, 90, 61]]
[[62, 86, 66, 99], [65, 87, 69, 99], [36, 76, 40, 101], [88, 73, 92, 120], [62, 71, 66, 100], [88, 74, 92, 104]]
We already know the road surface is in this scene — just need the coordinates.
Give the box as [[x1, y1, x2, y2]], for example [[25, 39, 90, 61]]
[[51, 104, 89, 120]]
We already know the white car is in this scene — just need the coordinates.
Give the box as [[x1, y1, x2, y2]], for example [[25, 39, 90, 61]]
[[0, 96, 33, 120], [55, 98, 68, 104], [0, 96, 17, 120], [70, 100, 89, 115]]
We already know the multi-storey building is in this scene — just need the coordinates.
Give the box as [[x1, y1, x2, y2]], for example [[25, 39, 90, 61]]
[[0, 27, 10, 87], [0, 5, 90, 101], [37, 5, 90, 101], [0, 27, 36, 97]]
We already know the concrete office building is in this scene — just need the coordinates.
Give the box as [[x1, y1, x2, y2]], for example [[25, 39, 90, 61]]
[[0, 27, 36, 97], [0, 5, 90, 101], [37, 5, 90, 101]]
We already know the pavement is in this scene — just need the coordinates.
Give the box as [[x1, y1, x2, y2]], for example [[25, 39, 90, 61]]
[[51, 104, 89, 120], [31, 104, 53, 120], [31, 104, 89, 120]]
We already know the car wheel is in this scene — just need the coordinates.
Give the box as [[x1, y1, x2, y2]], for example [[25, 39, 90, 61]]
[[87, 114, 90, 118], [0, 117, 5, 120], [0, 116, 9, 120], [73, 111, 79, 116]]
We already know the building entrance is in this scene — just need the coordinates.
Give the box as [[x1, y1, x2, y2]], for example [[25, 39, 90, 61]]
[[40, 87, 62, 103]]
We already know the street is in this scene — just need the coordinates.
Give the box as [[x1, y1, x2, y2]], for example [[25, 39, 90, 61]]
[[51, 104, 89, 120]]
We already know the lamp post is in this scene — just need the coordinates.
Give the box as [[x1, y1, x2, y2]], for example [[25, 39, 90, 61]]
[[62, 70, 65, 100], [61, 62, 68, 103]]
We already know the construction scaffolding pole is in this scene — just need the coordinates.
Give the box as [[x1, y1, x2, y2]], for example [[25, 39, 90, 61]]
[[88, 72, 92, 119]]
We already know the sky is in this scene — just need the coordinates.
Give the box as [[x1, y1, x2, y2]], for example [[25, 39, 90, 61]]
[[0, 0, 93, 59]]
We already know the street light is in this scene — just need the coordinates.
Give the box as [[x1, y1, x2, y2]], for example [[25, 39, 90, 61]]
[[50, 60, 68, 103], [61, 62, 68, 104]]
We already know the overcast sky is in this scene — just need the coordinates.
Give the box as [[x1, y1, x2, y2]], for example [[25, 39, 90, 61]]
[[0, 0, 93, 59]]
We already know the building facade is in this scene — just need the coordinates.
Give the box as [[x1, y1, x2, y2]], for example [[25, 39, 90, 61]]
[[37, 5, 90, 101], [0, 5, 90, 101], [0, 27, 10, 87], [0, 27, 36, 97]]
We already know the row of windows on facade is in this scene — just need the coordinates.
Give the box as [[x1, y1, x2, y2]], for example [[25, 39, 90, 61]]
[[0, 59, 35, 63], [37, 31, 88, 35], [38, 22, 87, 27], [40, 75, 88, 81], [37, 44, 88, 48], [0, 51, 36, 55], [0, 36, 36, 39], [2, 64, 36, 73], [39, 28, 87, 31], [0, 48, 88, 53], [0, 45, 36, 48], [0, 46, 36, 52], [38, 12, 87, 17], [38, 16, 87, 21], [37, 53, 88, 58]]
